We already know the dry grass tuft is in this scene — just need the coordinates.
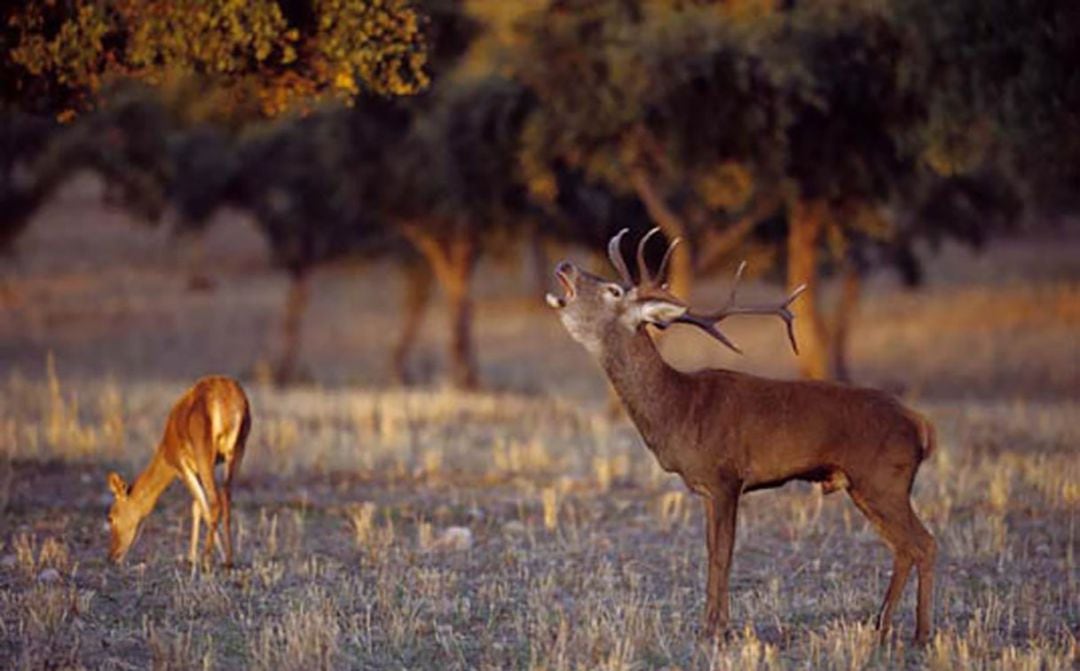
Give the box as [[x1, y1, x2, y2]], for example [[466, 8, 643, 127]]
[[250, 586, 341, 671]]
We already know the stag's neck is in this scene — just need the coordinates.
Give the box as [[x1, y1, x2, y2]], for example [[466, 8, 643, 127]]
[[128, 446, 177, 520], [601, 326, 689, 456]]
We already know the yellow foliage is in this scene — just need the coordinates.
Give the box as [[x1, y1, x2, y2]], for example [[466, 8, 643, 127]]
[[8, 0, 430, 118], [694, 162, 755, 211]]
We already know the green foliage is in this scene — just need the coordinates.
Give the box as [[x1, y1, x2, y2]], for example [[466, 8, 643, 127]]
[[513, 1, 646, 189], [511, 0, 1025, 285], [783, 3, 924, 203], [383, 76, 534, 237], [903, 0, 1080, 206], [168, 126, 243, 231], [34, 85, 174, 224], [0, 110, 56, 252], [235, 98, 412, 273]]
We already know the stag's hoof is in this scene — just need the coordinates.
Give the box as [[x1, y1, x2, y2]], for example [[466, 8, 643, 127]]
[[698, 615, 731, 643]]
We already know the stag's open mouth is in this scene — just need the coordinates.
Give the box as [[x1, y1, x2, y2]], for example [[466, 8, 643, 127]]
[[545, 265, 576, 309]]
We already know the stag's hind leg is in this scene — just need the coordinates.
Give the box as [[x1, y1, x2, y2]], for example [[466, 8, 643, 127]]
[[847, 483, 935, 644]]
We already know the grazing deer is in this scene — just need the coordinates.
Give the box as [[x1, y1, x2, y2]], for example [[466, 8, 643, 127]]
[[106, 376, 251, 572], [546, 229, 937, 643]]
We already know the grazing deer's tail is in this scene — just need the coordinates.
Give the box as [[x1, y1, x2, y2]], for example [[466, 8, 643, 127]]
[[910, 410, 936, 461]]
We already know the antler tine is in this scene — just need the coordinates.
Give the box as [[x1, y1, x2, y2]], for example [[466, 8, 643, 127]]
[[655, 237, 681, 288], [667, 262, 808, 355], [636, 227, 663, 286], [705, 282, 807, 354], [724, 260, 747, 308], [780, 284, 808, 354], [657, 312, 743, 354], [607, 228, 633, 285]]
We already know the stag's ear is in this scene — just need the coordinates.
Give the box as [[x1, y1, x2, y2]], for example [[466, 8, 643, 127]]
[[107, 472, 129, 499], [637, 300, 688, 325]]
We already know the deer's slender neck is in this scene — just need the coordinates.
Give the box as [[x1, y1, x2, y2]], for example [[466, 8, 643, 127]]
[[601, 326, 687, 452], [127, 446, 177, 520]]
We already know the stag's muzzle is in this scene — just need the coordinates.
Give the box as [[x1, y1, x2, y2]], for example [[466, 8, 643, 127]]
[[545, 261, 577, 308]]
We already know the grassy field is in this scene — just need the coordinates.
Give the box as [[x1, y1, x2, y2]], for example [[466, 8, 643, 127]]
[[0, 189, 1077, 669]]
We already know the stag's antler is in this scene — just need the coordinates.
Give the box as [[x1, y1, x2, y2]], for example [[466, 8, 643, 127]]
[[634, 227, 683, 289], [608, 228, 634, 285], [635, 227, 663, 286], [607, 228, 804, 354], [669, 261, 806, 355], [610, 226, 682, 288]]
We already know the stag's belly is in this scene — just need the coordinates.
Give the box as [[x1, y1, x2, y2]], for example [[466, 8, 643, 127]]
[[743, 466, 849, 493]]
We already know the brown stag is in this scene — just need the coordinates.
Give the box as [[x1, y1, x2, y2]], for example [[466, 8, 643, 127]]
[[546, 228, 937, 643], [106, 376, 251, 573]]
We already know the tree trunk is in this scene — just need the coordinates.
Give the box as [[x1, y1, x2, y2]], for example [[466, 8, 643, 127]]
[[627, 166, 693, 298], [787, 199, 830, 380], [391, 260, 433, 385], [182, 234, 217, 293], [444, 233, 479, 390], [276, 268, 311, 385], [399, 222, 480, 390], [829, 261, 862, 383]]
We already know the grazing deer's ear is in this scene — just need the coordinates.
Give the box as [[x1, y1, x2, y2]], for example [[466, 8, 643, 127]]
[[638, 300, 688, 325], [107, 472, 129, 499]]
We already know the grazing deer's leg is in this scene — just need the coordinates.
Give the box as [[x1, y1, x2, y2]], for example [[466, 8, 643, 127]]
[[194, 451, 224, 567], [220, 447, 245, 568], [180, 466, 214, 570], [219, 482, 233, 568], [703, 479, 742, 637], [189, 499, 202, 573], [181, 457, 225, 567]]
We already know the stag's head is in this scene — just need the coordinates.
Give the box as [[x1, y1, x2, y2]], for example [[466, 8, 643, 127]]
[[546, 228, 688, 355], [547, 228, 805, 357], [106, 472, 142, 563]]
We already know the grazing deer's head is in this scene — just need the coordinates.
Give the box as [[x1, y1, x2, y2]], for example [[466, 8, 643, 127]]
[[106, 472, 142, 563], [546, 227, 804, 356]]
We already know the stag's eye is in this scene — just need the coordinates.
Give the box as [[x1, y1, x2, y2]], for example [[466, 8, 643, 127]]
[[605, 285, 624, 300]]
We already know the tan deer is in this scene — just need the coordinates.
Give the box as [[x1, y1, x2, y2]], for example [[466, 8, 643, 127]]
[[106, 376, 251, 572], [546, 228, 937, 643]]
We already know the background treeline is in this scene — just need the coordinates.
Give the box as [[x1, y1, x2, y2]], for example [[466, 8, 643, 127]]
[[2, 0, 1074, 388]]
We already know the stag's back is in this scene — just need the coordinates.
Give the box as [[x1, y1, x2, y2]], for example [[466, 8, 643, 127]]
[[695, 371, 930, 489]]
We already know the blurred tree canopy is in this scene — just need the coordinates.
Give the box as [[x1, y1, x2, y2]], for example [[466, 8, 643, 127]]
[[903, 0, 1080, 208], [2, 0, 435, 383], [4, 0, 1074, 387], [508, 0, 1030, 380], [0, 111, 55, 253], [4, 0, 429, 118]]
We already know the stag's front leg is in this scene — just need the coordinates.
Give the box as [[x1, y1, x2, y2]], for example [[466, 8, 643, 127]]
[[703, 479, 742, 638]]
